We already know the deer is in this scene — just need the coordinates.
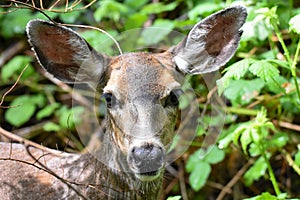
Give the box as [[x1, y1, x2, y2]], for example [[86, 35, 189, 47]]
[[0, 6, 247, 200]]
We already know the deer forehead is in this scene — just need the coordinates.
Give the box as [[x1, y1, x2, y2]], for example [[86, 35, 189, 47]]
[[104, 52, 180, 99]]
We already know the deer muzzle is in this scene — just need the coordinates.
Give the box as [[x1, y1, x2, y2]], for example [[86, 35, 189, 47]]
[[128, 143, 165, 181]]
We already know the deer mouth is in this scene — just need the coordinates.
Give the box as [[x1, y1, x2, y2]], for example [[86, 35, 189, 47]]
[[135, 169, 163, 181]]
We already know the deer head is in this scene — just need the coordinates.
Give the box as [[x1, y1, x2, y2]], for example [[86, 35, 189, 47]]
[[26, 6, 247, 181]]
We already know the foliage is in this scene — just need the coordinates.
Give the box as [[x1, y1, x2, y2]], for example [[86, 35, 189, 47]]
[[186, 146, 225, 191], [1, 0, 300, 199]]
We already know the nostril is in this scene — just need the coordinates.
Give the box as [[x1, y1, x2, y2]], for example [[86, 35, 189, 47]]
[[131, 145, 164, 171]]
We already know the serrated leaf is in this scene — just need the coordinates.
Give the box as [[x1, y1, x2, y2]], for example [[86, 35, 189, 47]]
[[289, 14, 300, 34], [217, 77, 230, 95], [189, 161, 211, 191], [223, 58, 256, 79], [249, 60, 279, 82], [267, 59, 289, 69], [217, 58, 256, 94]]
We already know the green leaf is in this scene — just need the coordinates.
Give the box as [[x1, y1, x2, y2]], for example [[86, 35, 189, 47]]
[[43, 122, 61, 132], [124, 13, 148, 29], [5, 96, 36, 127], [223, 79, 265, 106], [188, 2, 223, 20], [244, 155, 269, 186], [295, 150, 300, 166], [36, 103, 61, 120], [125, 0, 148, 9], [267, 132, 289, 149], [217, 58, 256, 94], [265, 75, 287, 94], [189, 161, 211, 191], [80, 29, 118, 55], [249, 60, 279, 82], [244, 192, 279, 200], [240, 128, 252, 155], [57, 106, 85, 129], [141, 19, 175, 46], [186, 148, 205, 172], [1, 9, 34, 38], [289, 14, 300, 34], [224, 58, 255, 79], [94, 0, 129, 22], [166, 196, 181, 200], [267, 59, 289, 69], [59, 10, 84, 24], [203, 146, 225, 164], [141, 2, 178, 15], [30, 94, 46, 108], [1, 56, 32, 83], [232, 123, 249, 146]]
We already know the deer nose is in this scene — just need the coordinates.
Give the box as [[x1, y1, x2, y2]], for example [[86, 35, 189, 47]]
[[130, 144, 164, 175]]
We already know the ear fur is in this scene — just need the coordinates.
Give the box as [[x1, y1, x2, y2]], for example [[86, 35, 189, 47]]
[[171, 6, 247, 74], [26, 20, 110, 88]]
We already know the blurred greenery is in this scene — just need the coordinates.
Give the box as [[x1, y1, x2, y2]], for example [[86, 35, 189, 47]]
[[1, 0, 300, 199]]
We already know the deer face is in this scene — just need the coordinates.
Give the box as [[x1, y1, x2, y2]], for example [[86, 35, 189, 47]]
[[26, 6, 247, 181], [103, 53, 182, 180]]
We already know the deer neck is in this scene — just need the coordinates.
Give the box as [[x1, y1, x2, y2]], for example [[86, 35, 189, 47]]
[[83, 122, 164, 199]]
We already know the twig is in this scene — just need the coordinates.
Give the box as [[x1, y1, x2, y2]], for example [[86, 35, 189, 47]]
[[284, 151, 300, 176], [216, 159, 254, 200], [0, 64, 29, 107], [2, 0, 96, 13], [0, 40, 26, 67], [0, 126, 66, 157], [179, 161, 188, 200], [273, 120, 300, 132], [42, 72, 91, 107], [64, 23, 123, 56]]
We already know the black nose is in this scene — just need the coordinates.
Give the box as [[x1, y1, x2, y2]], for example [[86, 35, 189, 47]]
[[131, 144, 164, 175]]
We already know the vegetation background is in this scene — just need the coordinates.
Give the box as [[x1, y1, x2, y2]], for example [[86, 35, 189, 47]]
[[1, 0, 300, 199]]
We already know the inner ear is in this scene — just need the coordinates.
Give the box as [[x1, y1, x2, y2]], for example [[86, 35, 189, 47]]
[[170, 6, 247, 75], [205, 15, 240, 57]]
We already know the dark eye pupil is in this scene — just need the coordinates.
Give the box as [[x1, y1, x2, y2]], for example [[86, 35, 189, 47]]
[[103, 93, 114, 108], [166, 91, 179, 106], [170, 92, 178, 104]]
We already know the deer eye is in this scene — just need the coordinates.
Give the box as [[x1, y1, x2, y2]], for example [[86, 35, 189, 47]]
[[165, 89, 182, 107], [102, 92, 115, 108]]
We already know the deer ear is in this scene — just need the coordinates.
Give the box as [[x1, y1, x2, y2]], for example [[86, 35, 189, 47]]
[[26, 20, 110, 88], [171, 6, 247, 74]]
